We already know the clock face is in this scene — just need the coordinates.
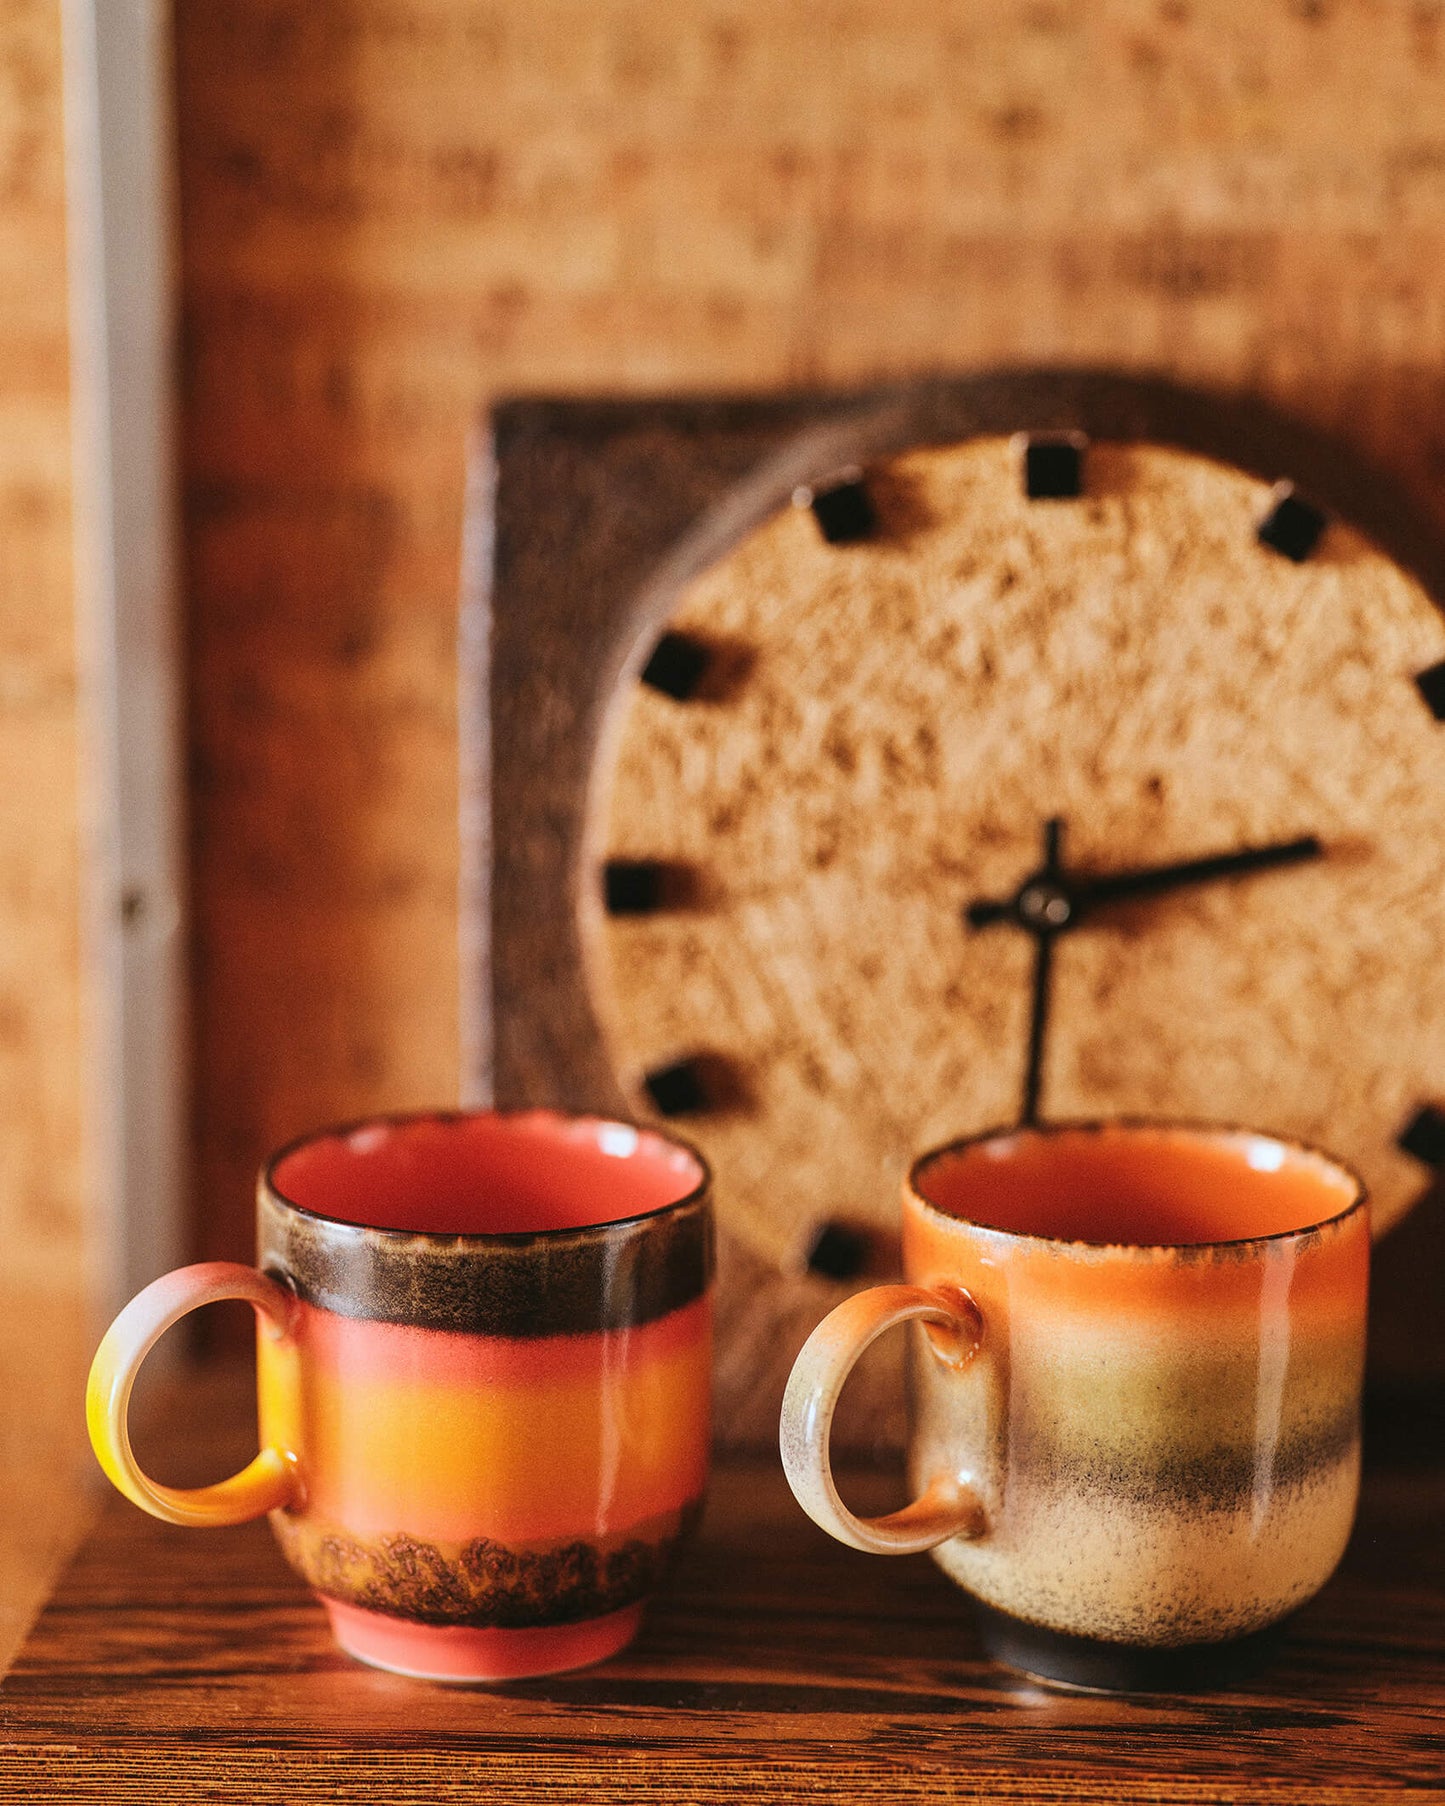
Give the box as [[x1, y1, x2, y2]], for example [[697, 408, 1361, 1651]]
[[581, 437, 1445, 1267]]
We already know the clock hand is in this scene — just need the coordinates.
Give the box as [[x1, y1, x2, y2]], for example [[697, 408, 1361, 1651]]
[[1019, 818, 1063, 1128], [1065, 835, 1322, 922], [968, 826, 1322, 1128], [966, 835, 1322, 934], [1021, 930, 1054, 1128]]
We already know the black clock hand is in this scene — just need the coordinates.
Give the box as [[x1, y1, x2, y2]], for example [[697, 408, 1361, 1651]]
[[1020, 818, 1063, 1128], [967, 825, 1322, 1130], [1066, 836, 1322, 921], [966, 835, 1322, 934]]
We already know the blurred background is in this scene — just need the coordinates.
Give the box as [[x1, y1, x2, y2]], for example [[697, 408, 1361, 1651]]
[[6, 0, 1445, 1662]]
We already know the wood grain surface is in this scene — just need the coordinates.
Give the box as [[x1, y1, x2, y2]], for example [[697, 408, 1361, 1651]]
[[178, 1, 1445, 1333], [2, 1365, 1442, 1803], [0, 0, 89, 1672], [0, 0, 81, 1291], [0, 1287, 92, 1679]]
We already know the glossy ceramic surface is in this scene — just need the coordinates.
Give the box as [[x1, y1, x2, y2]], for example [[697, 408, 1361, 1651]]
[[780, 1121, 1368, 1687], [88, 1109, 713, 1682]]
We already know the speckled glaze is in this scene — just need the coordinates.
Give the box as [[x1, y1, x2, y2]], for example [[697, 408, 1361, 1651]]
[[88, 1109, 712, 1683], [780, 1121, 1368, 1690]]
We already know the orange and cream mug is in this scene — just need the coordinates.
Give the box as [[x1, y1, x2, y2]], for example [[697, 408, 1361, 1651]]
[[780, 1121, 1368, 1692], [88, 1109, 712, 1683]]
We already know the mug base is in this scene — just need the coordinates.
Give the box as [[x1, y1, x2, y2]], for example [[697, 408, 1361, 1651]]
[[972, 1601, 1289, 1695], [323, 1597, 645, 1684]]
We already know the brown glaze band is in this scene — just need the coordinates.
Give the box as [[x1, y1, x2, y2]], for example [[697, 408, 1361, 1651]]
[[272, 1502, 704, 1628], [1005, 1414, 1360, 1510], [258, 1182, 713, 1336]]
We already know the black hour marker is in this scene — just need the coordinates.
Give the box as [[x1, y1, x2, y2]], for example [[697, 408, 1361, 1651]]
[[805, 1220, 871, 1282], [603, 860, 665, 914], [1397, 1104, 1445, 1167], [1023, 434, 1086, 499], [641, 632, 710, 701], [1415, 660, 1445, 721], [807, 475, 877, 545], [642, 1058, 710, 1117], [1257, 485, 1327, 562]]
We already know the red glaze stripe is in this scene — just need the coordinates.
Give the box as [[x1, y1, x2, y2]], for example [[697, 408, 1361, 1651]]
[[291, 1293, 710, 1387]]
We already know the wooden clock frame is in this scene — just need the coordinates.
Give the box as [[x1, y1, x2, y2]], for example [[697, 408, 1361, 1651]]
[[461, 370, 1445, 1448]]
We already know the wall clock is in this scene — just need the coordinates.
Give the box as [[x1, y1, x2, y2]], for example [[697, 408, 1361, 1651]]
[[466, 374, 1445, 1448]]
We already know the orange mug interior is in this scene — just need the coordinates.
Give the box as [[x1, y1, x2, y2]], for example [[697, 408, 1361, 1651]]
[[912, 1123, 1363, 1246]]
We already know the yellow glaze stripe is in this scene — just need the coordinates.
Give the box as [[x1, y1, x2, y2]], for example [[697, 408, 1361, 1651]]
[[86, 1263, 302, 1527], [258, 1303, 711, 1544]]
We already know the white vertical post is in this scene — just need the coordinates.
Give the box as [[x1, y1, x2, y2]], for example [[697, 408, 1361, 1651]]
[[62, 0, 187, 1322]]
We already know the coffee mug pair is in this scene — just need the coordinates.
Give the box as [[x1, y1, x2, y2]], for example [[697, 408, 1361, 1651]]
[[88, 1109, 1367, 1690]]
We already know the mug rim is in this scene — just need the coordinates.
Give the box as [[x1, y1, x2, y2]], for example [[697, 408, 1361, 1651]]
[[905, 1116, 1368, 1254], [261, 1106, 712, 1246]]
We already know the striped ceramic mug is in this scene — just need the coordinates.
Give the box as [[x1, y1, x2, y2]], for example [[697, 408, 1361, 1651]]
[[780, 1120, 1368, 1692], [87, 1109, 712, 1683]]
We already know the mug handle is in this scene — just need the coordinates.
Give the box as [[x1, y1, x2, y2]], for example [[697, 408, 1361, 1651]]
[[86, 1262, 302, 1527], [779, 1283, 986, 1554]]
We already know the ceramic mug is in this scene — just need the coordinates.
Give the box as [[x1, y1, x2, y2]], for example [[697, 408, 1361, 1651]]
[[780, 1120, 1368, 1691], [88, 1109, 712, 1683]]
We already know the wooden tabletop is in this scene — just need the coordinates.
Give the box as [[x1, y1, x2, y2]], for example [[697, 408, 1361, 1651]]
[[1, 1369, 1441, 1804]]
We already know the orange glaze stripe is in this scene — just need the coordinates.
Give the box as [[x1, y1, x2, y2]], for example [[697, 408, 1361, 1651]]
[[258, 1295, 710, 1547], [902, 1196, 1369, 1330]]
